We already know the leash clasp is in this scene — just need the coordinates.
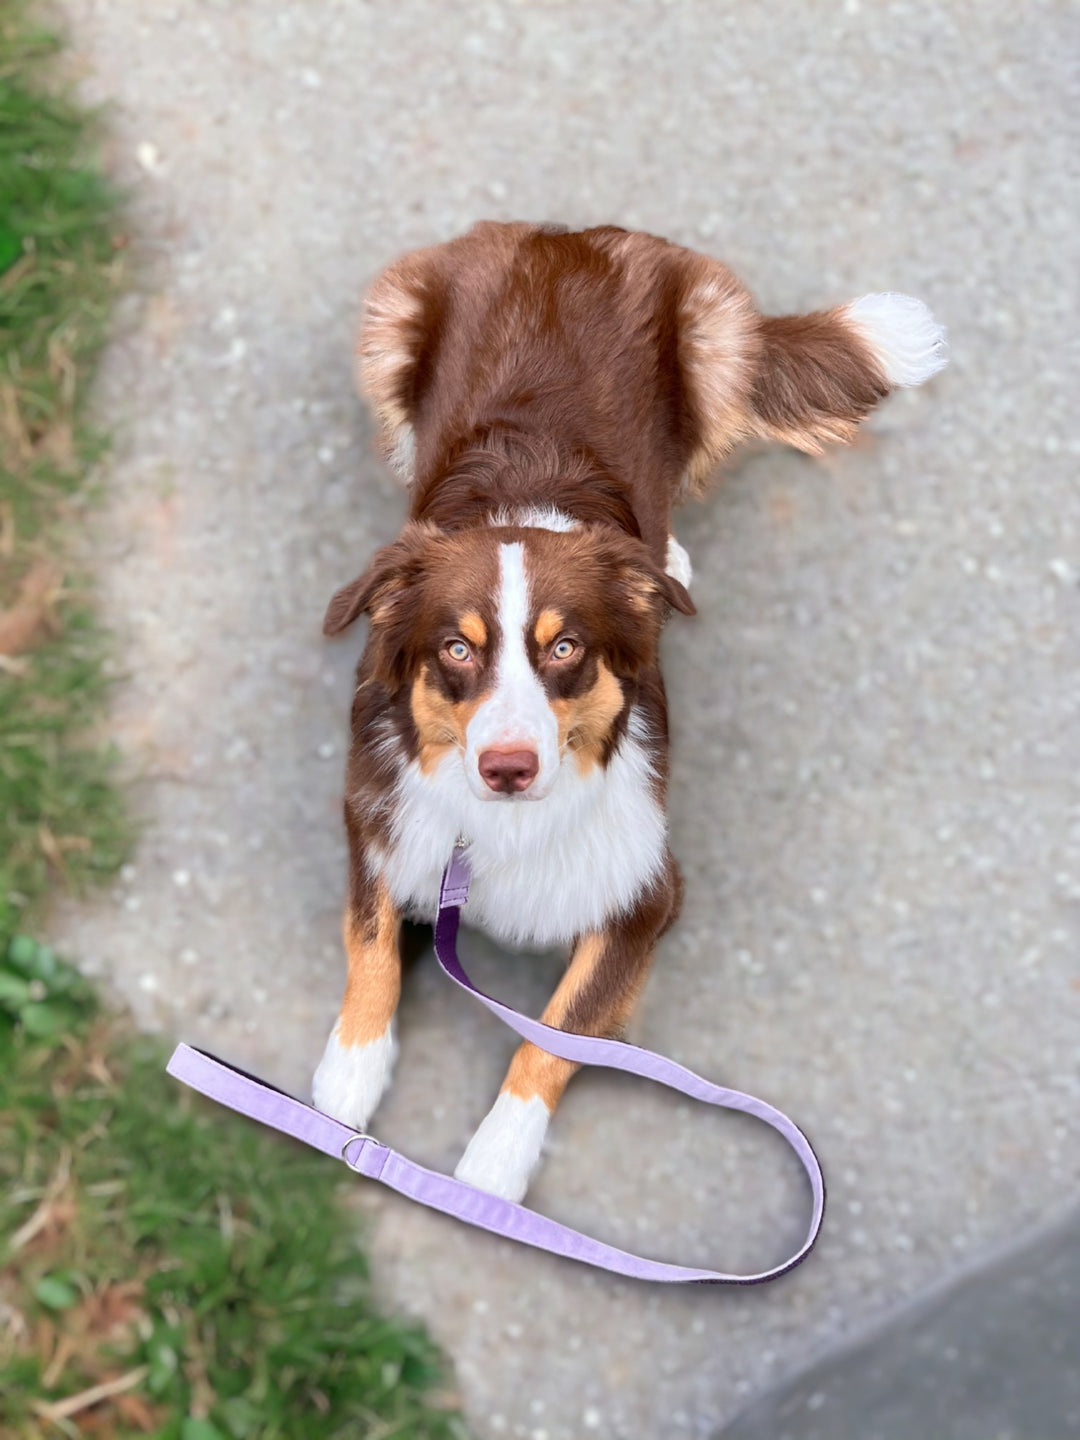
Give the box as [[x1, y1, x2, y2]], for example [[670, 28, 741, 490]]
[[439, 843, 472, 910]]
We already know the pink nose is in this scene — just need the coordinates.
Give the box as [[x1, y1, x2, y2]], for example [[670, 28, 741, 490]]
[[478, 748, 540, 795]]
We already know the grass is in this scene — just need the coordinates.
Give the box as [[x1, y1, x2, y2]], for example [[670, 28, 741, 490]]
[[0, 3, 129, 944], [0, 940, 467, 1439], [0, 9, 469, 1437]]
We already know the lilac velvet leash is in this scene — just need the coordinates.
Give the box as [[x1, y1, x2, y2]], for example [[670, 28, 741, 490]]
[[167, 848, 826, 1284]]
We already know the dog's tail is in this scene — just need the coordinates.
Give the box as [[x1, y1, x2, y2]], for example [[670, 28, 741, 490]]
[[678, 262, 947, 493]]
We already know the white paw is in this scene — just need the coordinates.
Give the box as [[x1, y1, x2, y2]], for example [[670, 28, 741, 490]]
[[454, 1092, 551, 1202], [312, 1022, 397, 1131], [665, 534, 693, 589], [845, 292, 948, 388]]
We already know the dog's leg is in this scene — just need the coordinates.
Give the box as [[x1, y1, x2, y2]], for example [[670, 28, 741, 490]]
[[455, 864, 679, 1201], [312, 867, 402, 1130]]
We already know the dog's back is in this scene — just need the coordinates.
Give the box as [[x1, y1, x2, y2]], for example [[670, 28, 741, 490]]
[[358, 220, 945, 566]]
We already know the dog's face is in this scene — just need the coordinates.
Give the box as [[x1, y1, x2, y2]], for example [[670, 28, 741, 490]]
[[325, 521, 693, 801]]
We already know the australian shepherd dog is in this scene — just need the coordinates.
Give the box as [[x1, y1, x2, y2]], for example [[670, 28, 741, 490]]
[[312, 222, 945, 1201]]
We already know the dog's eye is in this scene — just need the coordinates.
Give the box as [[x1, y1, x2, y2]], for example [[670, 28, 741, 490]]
[[445, 639, 472, 663], [551, 638, 578, 660]]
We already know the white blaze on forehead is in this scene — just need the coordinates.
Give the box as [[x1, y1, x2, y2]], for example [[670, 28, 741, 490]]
[[464, 542, 560, 799], [495, 541, 533, 691]]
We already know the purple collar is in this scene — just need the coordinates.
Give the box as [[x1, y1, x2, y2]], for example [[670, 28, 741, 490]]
[[167, 849, 825, 1284]]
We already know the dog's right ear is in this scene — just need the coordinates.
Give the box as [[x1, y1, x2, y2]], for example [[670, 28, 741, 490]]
[[322, 556, 394, 636], [323, 523, 435, 637], [323, 524, 439, 692]]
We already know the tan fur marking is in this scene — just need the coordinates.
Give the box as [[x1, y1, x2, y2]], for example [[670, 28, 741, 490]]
[[534, 608, 564, 649], [624, 576, 655, 615], [678, 264, 760, 495], [354, 251, 438, 478], [459, 611, 487, 649], [337, 882, 401, 1047], [552, 661, 624, 774], [356, 276, 424, 432], [501, 934, 606, 1109], [410, 669, 483, 774]]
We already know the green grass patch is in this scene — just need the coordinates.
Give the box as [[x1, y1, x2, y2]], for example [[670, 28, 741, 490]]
[[0, 938, 468, 1439], [0, 0, 131, 943]]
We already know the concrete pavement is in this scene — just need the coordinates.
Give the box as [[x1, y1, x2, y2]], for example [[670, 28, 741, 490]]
[[57, 3, 1079, 1436]]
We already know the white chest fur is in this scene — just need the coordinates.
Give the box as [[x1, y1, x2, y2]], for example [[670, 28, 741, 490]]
[[371, 708, 668, 948]]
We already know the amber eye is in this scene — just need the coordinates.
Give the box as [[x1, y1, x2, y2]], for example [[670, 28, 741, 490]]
[[551, 638, 578, 660]]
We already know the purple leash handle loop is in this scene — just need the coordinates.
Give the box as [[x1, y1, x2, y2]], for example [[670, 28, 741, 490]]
[[167, 850, 826, 1284]]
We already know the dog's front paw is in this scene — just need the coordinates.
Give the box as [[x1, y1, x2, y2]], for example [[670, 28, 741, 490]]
[[312, 1022, 397, 1130], [454, 1092, 551, 1202]]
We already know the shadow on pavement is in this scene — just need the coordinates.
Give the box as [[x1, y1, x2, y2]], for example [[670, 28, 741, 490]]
[[719, 1206, 1080, 1440]]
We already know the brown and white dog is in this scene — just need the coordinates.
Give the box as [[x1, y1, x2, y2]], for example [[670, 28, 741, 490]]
[[313, 222, 946, 1201]]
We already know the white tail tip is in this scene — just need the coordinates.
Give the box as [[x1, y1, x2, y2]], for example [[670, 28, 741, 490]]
[[846, 292, 948, 388]]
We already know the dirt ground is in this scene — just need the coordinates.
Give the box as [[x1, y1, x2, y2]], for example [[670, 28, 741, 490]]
[[57, 3, 1079, 1437]]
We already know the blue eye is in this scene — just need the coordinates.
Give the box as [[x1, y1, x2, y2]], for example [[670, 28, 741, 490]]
[[446, 640, 471, 663], [552, 638, 577, 660]]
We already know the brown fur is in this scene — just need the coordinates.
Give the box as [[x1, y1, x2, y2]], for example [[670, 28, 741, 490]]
[[751, 311, 890, 453], [322, 222, 922, 1155], [459, 611, 487, 648], [356, 222, 891, 564], [409, 670, 485, 774]]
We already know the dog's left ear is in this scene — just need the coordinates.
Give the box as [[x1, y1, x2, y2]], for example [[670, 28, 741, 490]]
[[324, 524, 440, 693], [605, 534, 696, 624], [645, 567, 696, 617], [603, 556, 695, 678]]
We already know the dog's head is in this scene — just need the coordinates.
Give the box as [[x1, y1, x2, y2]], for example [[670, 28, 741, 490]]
[[325, 520, 693, 800]]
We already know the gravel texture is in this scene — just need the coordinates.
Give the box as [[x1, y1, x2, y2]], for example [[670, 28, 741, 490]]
[[56, 3, 1079, 1437]]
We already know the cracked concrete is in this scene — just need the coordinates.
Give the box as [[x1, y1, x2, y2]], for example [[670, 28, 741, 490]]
[[56, 3, 1079, 1437]]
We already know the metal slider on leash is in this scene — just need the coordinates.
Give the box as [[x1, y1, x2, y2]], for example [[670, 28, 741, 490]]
[[166, 848, 826, 1285]]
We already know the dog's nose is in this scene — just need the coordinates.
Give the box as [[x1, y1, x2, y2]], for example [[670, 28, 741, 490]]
[[478, 748, 540, 794]]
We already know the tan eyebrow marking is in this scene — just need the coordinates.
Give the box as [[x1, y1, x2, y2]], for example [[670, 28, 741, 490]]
[[534, 608, 564, 649], [459, 611, 487, 648]]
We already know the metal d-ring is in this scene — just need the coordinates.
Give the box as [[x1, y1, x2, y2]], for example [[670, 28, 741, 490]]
[[340, 1132, 375, 1168]]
